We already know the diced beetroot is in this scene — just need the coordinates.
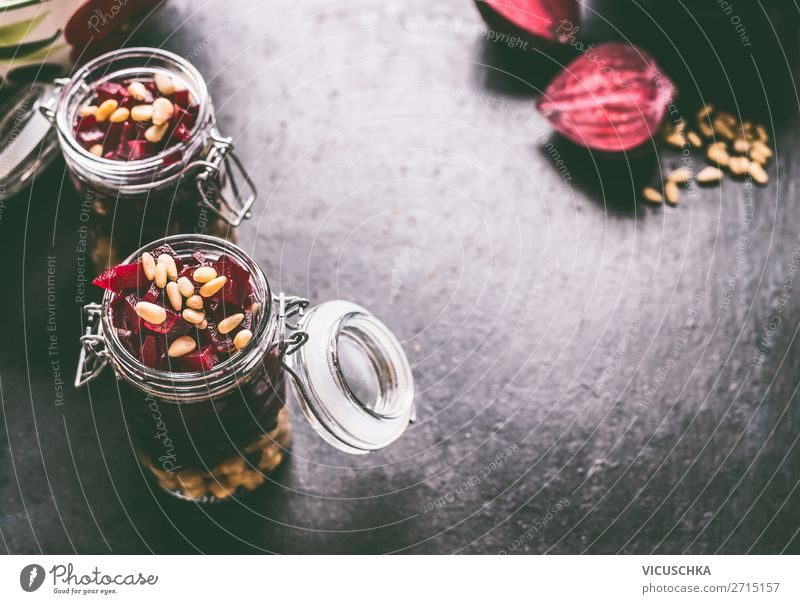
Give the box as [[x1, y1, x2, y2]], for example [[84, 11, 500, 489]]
[[93, 262, 147, 293], [148, 244, 183, 271], [172, 89, 191, 108], [94, 82, 128, 103], [140, 334, 165, 369], [116, 329, 141, 357], [178, 263, 199, 283], [119, 139, 156, 161], [177, 344, 218, 372], [143, 307, 181, 334], [141, 282, 161, 303], [169, 122, 192, 144], [161, 150, 184, 166], [170, 105, 195, 130], [188, 251, 206, 266], [203, 319, 236, 354], [123, 294, 143, 334], [212, 254, 250, 308]]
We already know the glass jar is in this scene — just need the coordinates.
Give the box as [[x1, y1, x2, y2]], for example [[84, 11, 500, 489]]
[[1, 47, 256, 269], [75, 235, 415, 503]]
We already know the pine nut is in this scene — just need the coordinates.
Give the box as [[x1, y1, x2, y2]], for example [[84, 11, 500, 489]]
[[168, 335, 197, 358], [145, 122, 169, 143], [182, 308, 205, 324], [697, 166, 723, 184], [79, 105, 98, 117], [141, 252, 156, 280], [135, 301, 166, 324], [197, 318, 208, 330], [130, 104, 154, 122], [186, 294, 204, 310], [89, 144, 103, 156], [151, 97, 174, 126], [733, 138, 749, 154], [642, 187, 663, 204], [166, 282, 182, 311], [696, 104, 713, 121], [193, 267, 217, 283], [234, 329, 252, 350], [95, 99, 118, 122], [664, 181, 680, 205], [109, 107, 130, 123], [177, 276, 194, 297], [128, 81, 148, 101], [218, 313, 244, 334], [707, 143, 730, 166], [155, 262, 168, 288], [199, 276, 226, 297], [667, 167, 692, 184], [157, 254, 178, 280], [698, 121, 714, 138], [154, 72, 176, 95], [749, 162, 768, 185], [728, 156, 750, 176], [755, 124, 768, 142], [751, 141, 772, 160], [664, 131, 685, 148], [686, 131, 702, 147]]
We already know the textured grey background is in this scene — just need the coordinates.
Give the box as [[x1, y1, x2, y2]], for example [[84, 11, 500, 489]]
[[1, 0, 799, 553]]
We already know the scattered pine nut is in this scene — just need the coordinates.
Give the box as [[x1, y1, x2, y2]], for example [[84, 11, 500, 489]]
[[713, 117, 735, 140], [177, 276, 194, 297], [751, 141, 772, 160], [193, 267, 217, 283], [182, 308, 206, 324], [642, 187, 663, 204], [157, 254, 178, 280], [686, 131, 702, 147], [155, 262, 168, 288], [696, 104, 714, 121], [135, 301, 166, 324], [667, 167, 692, 184], [199, 276, 226, 297], [697, 166, 723, 184], [733, 138, 749, 154], [154, 72, 176, 96], [664, 181, 680, 205], [151, 97, 174, 126], [218, 313, 244, 335], [89, 144, 103, 156], [698, 121, 714, 139], [197, 318, 208, 330], [186, 294, 204, 310], [664, 131, 686, 148], [130, 104, 154, 122], [79, 105, 98, 117], [168, 335, 197, 358], [707, 143, 730, 166], [128, 81, 148, 101], [234, 329, 252, 350], [749, 162, 768, 185], [95, 99, 118, 122], [141, 252, 156, 280], [728, 156, 750, 176], [145, 122, 169, 143], [166, 282, 182, 311], [109, 107, 130, 123], [755, 124, 768, 142]]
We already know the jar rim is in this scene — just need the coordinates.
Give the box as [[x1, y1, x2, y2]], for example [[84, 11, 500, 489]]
[[101, 234, 276, 402], [55, 47, 212, 185]]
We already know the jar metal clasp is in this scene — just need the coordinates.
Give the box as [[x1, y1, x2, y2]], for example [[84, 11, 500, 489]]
[[189, 131, 258, 227], [75, 302, 110, 388], [272, 292, 310, 372]]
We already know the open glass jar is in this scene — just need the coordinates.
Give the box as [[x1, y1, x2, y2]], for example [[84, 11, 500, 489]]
[[1, 47, 256, 268], [75, 235, 415, 503]]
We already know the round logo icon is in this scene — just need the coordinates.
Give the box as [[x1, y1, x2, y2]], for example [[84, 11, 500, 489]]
[[19, 564, 45, 592]]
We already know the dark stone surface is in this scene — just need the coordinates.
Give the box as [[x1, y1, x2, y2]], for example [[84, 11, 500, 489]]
[[1, 0, 800, 554]]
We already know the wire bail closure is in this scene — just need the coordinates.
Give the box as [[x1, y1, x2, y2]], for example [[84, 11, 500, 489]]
[[75, 302, 110, 388], [191, 131, 258, 227]]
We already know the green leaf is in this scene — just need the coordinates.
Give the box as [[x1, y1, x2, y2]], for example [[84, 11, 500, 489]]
[[0, 10, 49, 46]]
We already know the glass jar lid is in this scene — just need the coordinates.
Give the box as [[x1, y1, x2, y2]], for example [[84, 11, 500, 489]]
[[0, 82, 61, 198], [284, 300, 415, 454]]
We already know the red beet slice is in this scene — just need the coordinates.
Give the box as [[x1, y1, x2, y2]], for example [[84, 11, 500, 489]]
[[177, 344, 218, 372], [116, 329, 141, 357], [94, 82, 128, 103], [203, 319, 237, 355], [93, 262, 147, 293], [475, 0, 580, 44], [212, 254, 250, 308], [140, 334, 163, 368], [143, 307, 180, 334], [172, 89, 191, 109], [536, 43, 676, 152], [123, 294, 143, 334]]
